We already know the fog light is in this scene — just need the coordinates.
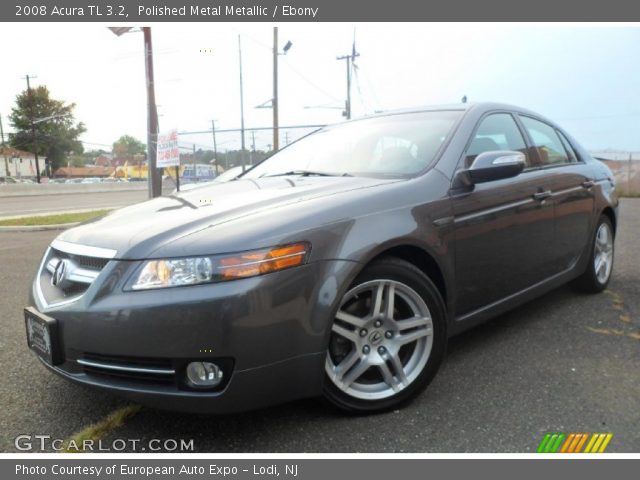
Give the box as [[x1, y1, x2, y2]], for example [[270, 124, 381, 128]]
[[186, 361, 223, 388]]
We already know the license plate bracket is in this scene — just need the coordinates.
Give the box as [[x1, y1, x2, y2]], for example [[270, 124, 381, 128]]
[[24, 307, 63, 365]]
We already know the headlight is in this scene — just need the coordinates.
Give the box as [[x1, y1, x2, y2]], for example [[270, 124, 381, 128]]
[[129, 242, 310, 290]]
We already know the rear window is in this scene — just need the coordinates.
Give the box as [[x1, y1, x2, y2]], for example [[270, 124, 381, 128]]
[[520, 116, 571, 167]]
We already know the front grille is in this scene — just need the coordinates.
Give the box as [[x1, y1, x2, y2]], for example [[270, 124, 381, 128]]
[[37, 241, 115, 306], [53, 249, 110, 271]]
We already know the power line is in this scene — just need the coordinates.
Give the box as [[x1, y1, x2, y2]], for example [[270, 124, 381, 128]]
[[281, 57, 341, 103], [360, 68, 383, 112], [178, 124, 326, 135], [81, 141, 113, 148], [558, 112, 640, 121], [352, 64, 370, 113]]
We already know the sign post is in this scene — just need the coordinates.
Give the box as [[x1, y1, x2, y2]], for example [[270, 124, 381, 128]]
[[157, 129, 180, 191]]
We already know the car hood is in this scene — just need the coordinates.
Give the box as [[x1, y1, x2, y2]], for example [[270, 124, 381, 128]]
[[57, 175, 396, 259]]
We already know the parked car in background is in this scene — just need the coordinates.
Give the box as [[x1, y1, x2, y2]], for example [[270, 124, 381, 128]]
[[172, 165, 245, 194], [214, 166, 244, 183], [80, 177, 102, 184], [25, 103, 617, 413]]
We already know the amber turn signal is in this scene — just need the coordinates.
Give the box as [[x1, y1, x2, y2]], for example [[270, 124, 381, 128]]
[[219, 243, 309, 279]]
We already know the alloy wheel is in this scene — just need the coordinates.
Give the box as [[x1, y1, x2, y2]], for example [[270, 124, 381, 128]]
[[325, 279, 434, 400], [594, 222, 614, 284]]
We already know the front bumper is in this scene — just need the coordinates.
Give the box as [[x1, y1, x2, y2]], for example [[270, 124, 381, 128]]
[[28, 259, 358, 413], [38, 352, 325, 414]]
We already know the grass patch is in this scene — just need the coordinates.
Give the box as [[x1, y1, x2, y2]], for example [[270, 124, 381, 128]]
[[0, 209, 111, 226], [64, 404, 142, 453]]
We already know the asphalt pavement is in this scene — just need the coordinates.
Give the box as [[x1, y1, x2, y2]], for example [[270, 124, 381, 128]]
[[0, 190, 148, 218], [0, 180, 179, 218], [0, 200, 638, 453]]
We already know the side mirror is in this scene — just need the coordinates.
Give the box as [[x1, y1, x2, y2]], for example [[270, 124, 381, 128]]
[[455, 151, 525, 187]]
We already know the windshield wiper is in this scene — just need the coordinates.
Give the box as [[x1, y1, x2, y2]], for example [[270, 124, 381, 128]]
[[261, 170, 352, 178]]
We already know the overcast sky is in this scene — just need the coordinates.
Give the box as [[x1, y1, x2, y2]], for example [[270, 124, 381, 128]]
[[1, 23, 639, 153]]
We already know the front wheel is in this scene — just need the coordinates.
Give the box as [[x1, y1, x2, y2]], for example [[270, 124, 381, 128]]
[[323, 257, 447, 413], [574, 215, 615, 293]]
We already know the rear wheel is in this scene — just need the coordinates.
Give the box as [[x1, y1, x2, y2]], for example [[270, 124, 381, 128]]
[[323, 257, 447, 412], [574, 215, 614, 293]]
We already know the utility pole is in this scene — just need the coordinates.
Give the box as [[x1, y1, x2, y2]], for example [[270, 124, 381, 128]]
[[273, 27, 279, 152], [271, 29, 292, 152], [108, 27, 161, 196], [251, 130, 256, 165], [284, 131, 290, 146], [238, 35, 246, 172], [143, 27, 162, 198], [24, 74, 41, 183], [193, 144, 197, 182], [211, 119, 219, 175], [629, 152, 633, 197], [0, 113, 9, 178], [336, 50, 359, 120]]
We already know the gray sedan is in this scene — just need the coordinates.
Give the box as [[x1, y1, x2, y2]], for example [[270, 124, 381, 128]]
[[25, 103, 618, 413]]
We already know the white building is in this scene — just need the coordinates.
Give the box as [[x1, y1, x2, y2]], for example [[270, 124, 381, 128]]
[[0, 146, 40, 178]]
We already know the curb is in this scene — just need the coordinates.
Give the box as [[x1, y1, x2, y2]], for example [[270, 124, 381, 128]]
[[0, 222, 79, 232], [0, 207, 111, 222]]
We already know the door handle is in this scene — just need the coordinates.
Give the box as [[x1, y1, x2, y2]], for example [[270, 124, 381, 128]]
[[533, 190, 552, 201], [582, 180, 595, 189]]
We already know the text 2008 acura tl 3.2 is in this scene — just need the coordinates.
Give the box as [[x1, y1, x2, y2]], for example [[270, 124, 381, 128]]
[[25, 103, 618, 413]]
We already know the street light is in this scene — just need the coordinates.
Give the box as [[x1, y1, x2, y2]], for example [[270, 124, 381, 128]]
[[108, 27, 162, 198], [32, 113, 70, 125], [272, 28, 292, 152], [31, 113, 71, 179]]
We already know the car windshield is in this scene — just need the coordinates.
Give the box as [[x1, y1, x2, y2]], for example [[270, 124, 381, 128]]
[[243, 110, 462, 179]]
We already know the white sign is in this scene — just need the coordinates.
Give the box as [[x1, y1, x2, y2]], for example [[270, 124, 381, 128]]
[[157, 129, 180, 168]]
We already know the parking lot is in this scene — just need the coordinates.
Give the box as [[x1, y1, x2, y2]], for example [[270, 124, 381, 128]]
[[0, 199, 638, 453]]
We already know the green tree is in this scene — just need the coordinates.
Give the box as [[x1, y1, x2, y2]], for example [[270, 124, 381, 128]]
[[68, 154, 87, 168], [8, 86, 86, 173], [113, 135, 145, 156], [83, 149, 107, 161]]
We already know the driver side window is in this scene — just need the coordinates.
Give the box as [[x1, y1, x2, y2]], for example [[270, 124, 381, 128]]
[[466, 113, 529, 168]]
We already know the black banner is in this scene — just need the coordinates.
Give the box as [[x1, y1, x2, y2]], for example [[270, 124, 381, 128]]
[[4, 459, 640, 480], [4, 0, 640, 22]]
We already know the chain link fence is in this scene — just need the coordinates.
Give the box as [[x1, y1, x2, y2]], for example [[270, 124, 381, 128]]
[[594, 154, 640, 197]]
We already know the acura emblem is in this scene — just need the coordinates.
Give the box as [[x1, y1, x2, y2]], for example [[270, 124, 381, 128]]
[[368, 331, 383, 345], [51, 259, 69, 288]]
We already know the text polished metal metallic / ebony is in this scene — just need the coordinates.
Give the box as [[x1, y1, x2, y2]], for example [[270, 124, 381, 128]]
[[25, 103, 618, 413]]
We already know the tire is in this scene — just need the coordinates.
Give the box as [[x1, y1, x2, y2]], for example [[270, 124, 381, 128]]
[[323, 257, 447, 413], [573, 215, 615, 293]]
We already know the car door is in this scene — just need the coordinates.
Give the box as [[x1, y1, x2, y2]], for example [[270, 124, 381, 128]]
[[451, 112, 557, 317], [518, 116, 595, 272]]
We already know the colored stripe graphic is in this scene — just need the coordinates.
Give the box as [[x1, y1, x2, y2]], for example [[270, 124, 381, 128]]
[[537, 433, 565, 453], [538, 433, 612, 453], [559, 433, 575, 453], [584, 433, 613, 453], [568, 433, 589, 453]]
